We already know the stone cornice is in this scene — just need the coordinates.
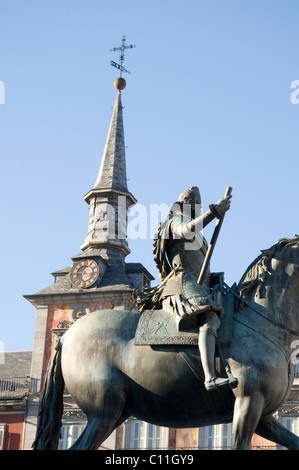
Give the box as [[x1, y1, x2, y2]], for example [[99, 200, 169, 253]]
[[83, 188, 136, 207], [24, 288, 134, 307]]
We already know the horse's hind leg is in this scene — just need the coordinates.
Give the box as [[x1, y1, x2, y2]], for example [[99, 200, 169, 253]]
[[231, 393, 265, 450], [69, 414, 127, 450], [69, 418, 107, 450], [255, 415, 299, 450], [69, 390, 127, 450]]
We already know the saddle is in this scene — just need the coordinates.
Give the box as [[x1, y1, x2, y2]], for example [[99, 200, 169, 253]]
[[135, 287, 235, 347]]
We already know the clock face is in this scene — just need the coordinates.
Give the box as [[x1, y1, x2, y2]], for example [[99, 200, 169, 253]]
[[70, 259, 99, 289]]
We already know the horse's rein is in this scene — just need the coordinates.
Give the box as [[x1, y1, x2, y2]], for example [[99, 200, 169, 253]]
[[223, 282, 299, 337]]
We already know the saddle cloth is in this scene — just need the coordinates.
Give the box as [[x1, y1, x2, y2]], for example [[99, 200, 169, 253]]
[[134, 289, 235, 347]]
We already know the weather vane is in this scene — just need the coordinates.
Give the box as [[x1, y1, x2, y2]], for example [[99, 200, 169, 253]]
[[110, 36, 136, 78]]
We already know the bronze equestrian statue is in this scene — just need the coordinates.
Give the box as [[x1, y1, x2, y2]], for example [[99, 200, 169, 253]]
[[32, 185, 299, 450]]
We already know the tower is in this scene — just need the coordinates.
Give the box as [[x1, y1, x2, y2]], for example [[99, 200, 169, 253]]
[[23, 54, 153, 449], [80, 84, 135, 257]]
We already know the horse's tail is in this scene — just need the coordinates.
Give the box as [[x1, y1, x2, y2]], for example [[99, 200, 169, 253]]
[[32, 339, 64, 450]]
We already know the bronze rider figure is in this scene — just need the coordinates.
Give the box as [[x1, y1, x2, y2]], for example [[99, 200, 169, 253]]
[[136, 186, 232, 391]]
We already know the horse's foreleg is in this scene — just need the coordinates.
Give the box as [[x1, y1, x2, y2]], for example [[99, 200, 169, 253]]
[[255, 415, 299, 450], [231, 393, 265, 450]]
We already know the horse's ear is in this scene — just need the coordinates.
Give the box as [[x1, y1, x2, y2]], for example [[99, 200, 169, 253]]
[[261, 246, 276, 258]]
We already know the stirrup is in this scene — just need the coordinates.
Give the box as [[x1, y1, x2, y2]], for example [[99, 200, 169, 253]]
[[205, 377, 230, 391]]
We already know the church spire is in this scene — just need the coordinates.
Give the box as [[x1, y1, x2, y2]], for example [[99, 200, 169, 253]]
[[81, 78, 136, 256], [94, 34, 136, 193], [93, 88, 128, 193]]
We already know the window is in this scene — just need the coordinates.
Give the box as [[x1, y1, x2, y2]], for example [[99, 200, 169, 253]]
[[198, 423, 232, 449], [221, 423, 230, 449], [206, 425, 214, 449], [58, 423, 85, 450], [281, 417, 299, 437], [0, 424, 6, 450], [124, 419, 168, 449], [147, 424, 161, 449]]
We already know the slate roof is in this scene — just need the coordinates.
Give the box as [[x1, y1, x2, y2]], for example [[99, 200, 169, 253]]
[[0, 351, 32, 379], [93, 91, 128, 193], [126, 263, 154, 280], [25, 260, 152, 298]]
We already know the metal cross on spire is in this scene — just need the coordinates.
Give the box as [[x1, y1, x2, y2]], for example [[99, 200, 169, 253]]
[[110, 36, 136, 77]]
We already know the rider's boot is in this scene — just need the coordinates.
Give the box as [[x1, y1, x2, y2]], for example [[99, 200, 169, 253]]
[[198, 325, 229, 391]]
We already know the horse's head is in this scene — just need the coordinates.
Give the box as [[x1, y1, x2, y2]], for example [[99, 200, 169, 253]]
[[238, 236, 299, 329], [269, 235, 299, 274]]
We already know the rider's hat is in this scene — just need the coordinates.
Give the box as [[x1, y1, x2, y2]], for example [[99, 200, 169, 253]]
[[177, 186, 201, 205]]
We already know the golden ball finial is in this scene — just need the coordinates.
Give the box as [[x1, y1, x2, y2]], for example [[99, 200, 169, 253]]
[[114, 77, 126, 91]]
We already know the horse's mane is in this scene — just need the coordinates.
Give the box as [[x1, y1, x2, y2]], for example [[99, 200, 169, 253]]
[[237, 235, 299, 300]]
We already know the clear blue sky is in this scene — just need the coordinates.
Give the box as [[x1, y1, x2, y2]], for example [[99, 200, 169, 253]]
[[0, 0, 298, 351]]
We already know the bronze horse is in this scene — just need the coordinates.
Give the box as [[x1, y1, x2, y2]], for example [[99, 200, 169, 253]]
[[33, 236, 299, 450]]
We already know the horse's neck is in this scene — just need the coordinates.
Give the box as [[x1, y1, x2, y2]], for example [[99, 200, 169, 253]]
[[246, 259, 299, 339]]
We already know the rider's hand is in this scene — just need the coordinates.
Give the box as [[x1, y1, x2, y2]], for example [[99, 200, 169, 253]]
[[215, 195, 232, 217]]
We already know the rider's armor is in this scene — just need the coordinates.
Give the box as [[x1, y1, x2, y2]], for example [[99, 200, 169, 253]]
[[159, 215, 223, 331]]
